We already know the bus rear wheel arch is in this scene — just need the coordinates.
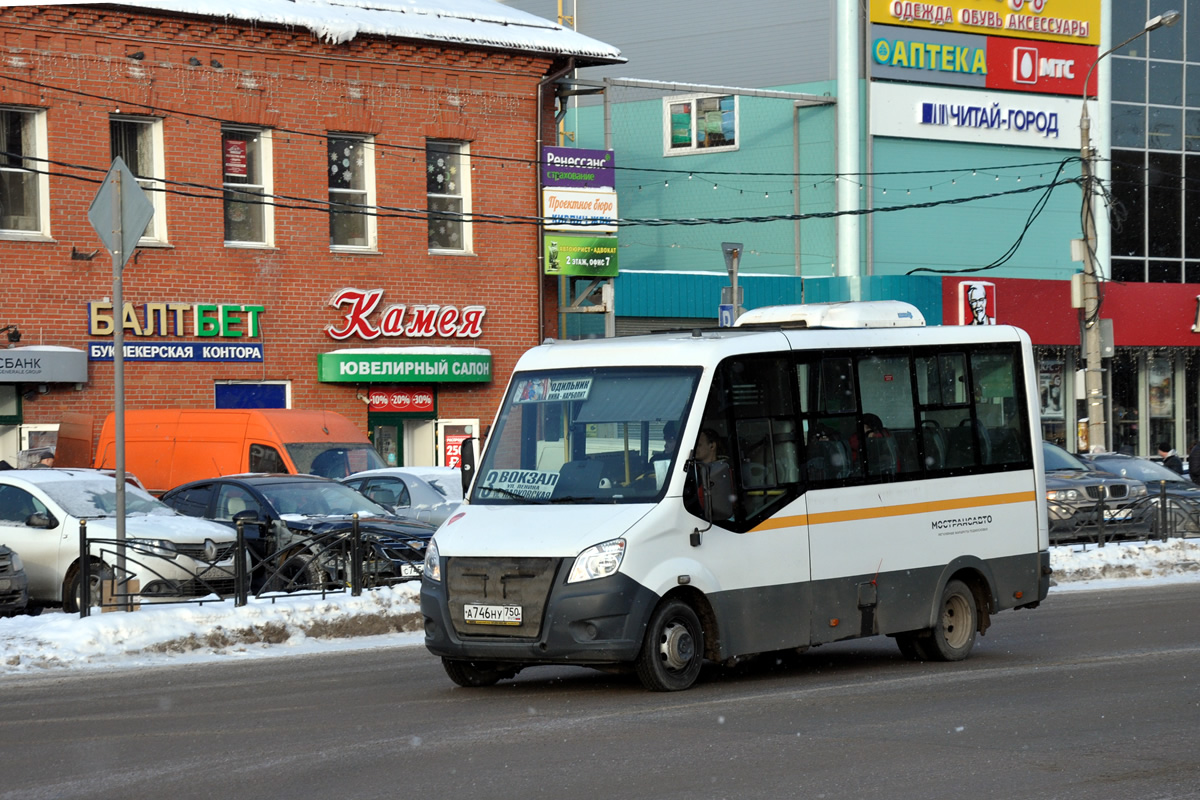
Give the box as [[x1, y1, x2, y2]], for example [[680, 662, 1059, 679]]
[[894, 578, 983, 662]]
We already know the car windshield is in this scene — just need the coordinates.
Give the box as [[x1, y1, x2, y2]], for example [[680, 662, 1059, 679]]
[[287, 443, 387, 479], [42, 478, 175, 518], [1092, 456, 1187, 483], [1042, 442, 1090, 472], [473, 366, 701, 505], [259, 480, 390, 518]]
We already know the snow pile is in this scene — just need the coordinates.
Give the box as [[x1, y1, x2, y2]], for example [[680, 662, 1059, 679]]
[[2, 538, 1199, 675], [1051, 537, 1200, 588], [1, 583, 423, 674]]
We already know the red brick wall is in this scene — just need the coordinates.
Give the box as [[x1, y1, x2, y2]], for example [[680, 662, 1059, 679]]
[[0, 4, 566, 451]]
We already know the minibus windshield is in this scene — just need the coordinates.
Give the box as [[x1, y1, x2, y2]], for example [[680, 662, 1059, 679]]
[[473, 367, 701, 504]]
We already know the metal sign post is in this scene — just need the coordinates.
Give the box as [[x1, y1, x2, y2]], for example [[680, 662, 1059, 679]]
[[722, 242, 744, 323], [87, 157, 154, 609]]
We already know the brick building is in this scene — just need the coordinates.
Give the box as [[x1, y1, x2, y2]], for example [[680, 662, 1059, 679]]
[[0, 1, 621, 468]]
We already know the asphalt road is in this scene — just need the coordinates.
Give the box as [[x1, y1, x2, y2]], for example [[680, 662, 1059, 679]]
[[3, 582, 1199, 800]]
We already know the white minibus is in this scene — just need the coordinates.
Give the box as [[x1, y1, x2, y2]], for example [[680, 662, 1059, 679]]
[[421, 301, 1049, 691]]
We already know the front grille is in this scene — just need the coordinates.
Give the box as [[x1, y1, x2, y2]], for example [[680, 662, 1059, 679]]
[[174, 542, 237, 563], [446, 557, 559, 638], [1085, 485, 1129, 500]]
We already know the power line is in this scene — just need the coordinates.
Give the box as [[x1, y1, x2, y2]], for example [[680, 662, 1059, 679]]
[[3, 71, 1084, 183]]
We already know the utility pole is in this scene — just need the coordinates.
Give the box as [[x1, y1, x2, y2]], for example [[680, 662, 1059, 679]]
[[1077, 9, 1180, 452]]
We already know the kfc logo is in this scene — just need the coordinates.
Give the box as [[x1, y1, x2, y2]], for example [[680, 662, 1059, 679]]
[[959, 281, 997, 326]]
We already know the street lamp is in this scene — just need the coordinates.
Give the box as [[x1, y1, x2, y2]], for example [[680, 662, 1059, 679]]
[[1078, 9, 1179, 453]]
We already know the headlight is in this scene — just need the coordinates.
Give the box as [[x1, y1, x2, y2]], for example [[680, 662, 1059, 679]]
[[130, 539, 179, 558], [1128, 483, 1148, 497], [1046, 489, 1080, 502], [567, 538, 625, 584], [9, 552, 23, 571], [423, 537, 441, 582]]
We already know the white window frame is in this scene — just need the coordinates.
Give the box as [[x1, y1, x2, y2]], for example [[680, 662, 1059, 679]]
[[110, 115, 167, 243], [662, 93, 740, 156], [327, 133, 377, 251], [221, 126, 274, 248], [426, 139, 473, 254], [0, 106, 50, 239]]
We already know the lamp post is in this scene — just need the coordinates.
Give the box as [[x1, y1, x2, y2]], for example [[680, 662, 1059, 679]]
[[1078, 9, 1179, 453]]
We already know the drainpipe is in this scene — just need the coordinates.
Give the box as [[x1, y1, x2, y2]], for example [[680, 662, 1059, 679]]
[[836, 0, 861, 291], [536, 57, 577, 344]]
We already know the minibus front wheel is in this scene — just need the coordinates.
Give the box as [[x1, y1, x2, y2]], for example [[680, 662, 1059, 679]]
[[636, 598, 704, 692]]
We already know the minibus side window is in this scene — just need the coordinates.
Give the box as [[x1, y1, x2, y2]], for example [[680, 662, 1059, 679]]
[[971, 349, 1032, 466], [856, 354, 916, 480]]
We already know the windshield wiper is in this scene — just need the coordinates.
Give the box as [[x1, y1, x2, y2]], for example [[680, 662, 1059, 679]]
[[549, 495, 599, 504]]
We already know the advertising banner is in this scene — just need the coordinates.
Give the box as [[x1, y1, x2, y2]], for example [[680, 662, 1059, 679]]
[[88, 341, 264, 362], [318, 350, 491, 383], [541, 147, 615, 189], [869, 82, 1081, 148], [542, 187, 618, 232], [1039, 361, 1065, 420], [870, 24, 1096, 96], [367, 386, 435, 412], [870, 0, 1100, 46], [543, 234, 619, 276], [986, 36, 1096, 96]]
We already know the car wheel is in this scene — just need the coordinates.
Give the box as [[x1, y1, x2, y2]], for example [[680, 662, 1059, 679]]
[[635, 598, 704, 692], [442, 658, 517, 688], [62, 561, 109, 614], [267, 551, 330, 592]]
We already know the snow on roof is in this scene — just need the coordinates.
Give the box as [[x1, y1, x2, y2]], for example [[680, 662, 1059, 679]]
[[99, 0, 625, 63]]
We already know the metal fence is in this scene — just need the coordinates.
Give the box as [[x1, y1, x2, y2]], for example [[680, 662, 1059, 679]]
[[1047, 481, 1200, 547], [76, 515, 422, 617]]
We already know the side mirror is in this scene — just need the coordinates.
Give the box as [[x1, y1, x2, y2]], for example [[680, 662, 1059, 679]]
[[460, 438, 477, 498], [25, 511, 57, 529], [697, 460, 734, 521]]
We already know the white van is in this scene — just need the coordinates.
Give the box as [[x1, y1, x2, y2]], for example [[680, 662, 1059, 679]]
[[420, 302, 1049, 691]]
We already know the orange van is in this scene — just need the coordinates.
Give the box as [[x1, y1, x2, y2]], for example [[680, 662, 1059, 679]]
[[94, 409, 386, 494]]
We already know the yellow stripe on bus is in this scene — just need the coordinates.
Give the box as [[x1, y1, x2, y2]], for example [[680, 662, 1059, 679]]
[[751, 491, 1037, 532]]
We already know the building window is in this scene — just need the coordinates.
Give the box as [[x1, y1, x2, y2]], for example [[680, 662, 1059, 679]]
[[110, 116, 167, 242], [327, 134, 375, 249], [222, 127, 273, 246], [664, 94, 738, 154], [426, 140, 471, 252], [0, 107, 48, 235]]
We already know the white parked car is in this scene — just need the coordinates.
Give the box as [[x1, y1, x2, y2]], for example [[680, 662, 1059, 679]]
[[0, 469, 240, 612], [341, 467, 463, 527]]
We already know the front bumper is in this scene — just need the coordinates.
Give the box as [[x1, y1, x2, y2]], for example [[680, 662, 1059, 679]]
[[421, 556, 659, 666], [0, 569, 29, 615]]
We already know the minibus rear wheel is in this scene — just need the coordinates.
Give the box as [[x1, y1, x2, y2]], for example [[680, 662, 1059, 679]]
[[636, 599, 704, 691], [925, 579, 977, 661]]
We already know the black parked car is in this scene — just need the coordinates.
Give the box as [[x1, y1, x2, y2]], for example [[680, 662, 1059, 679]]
[[160, 474, 436, 591], [1079, 452, 1200, 536], [1043, 442, 1151, 544], [0, 543, 29, 616]]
